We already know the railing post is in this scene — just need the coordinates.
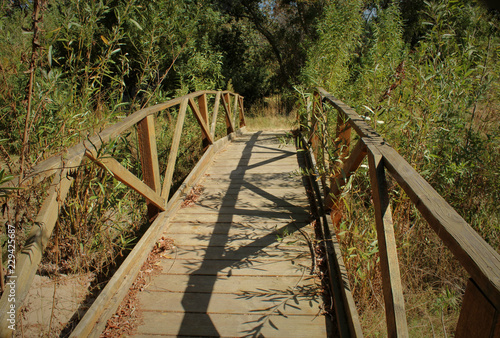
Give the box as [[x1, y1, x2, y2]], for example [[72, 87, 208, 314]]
[[309, 92, 321, 163], [198, 93, 210, 148], [161, 98, 188, 201], [455, 279, 500, 337], [336, 110, 351, 162], [188, 97, 213, 147], [222, 92, 235, 135], [238, 96, 246, 127], [137, 114, 161, 219], [367, 143, 408, 338], [210, 92, 221, 139]]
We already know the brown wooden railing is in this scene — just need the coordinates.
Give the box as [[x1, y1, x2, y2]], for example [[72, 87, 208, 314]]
[[299, 87, 500, 337], [0, 90, 246, 336]]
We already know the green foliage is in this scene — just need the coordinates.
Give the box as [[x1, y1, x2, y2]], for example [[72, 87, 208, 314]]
[[302, 0, 363, 94], [0, 168, 19, 198], [301, 0, 499, 333]]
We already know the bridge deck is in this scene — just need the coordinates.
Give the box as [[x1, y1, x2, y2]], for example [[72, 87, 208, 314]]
[[131, 131, 331, 337]]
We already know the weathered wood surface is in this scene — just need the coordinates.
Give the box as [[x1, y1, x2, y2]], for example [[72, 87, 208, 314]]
[[85, 148, 166, 211], [71, 130, 241, 337], [137, 115, 162, 218], [368, 148, 408, 337], [131, 131, 332, 337], [161, 98, 188, 200], [455, 279, 499, 338]]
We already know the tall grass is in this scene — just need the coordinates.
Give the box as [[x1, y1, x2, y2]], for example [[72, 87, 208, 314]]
[[301, 0, 499, 334]]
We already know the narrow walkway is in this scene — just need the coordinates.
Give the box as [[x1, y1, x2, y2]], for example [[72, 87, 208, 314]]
[[132, 131, 330, 337]]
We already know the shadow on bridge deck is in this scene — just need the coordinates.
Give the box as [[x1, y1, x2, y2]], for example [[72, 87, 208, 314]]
[[133, 131, 335, 337]]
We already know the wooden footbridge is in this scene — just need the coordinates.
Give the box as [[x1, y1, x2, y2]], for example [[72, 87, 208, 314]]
[[0, 89, 499, 337]]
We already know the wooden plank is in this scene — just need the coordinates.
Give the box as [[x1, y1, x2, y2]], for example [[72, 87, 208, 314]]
[[189, 97, 214, 145], [183, 195, 308, 211], [455, 279, 499, 338], [0, 154, 82, 336], [156, 258, 311, 277], [328, 214, 364, 338], [161, 98, 188, 200], [144, 274, 319, 293], [317, 87, 377, 140], [170, 213, 311, 224], [205, 163, 301, 175], [191, 191, 308, 207], [325, 139, 367, 209], [137, 289, 321, 315], [210, 91, 221, 139], [165, 231, 309, 248], [134, 312, 327, 337], [137, 115, 161, 218], [367, 148, 408, 338], [85, 149, 166, 211], [174, 204, 308, 218], [202, 172, 303, 183], [152, 245, 313, 262]]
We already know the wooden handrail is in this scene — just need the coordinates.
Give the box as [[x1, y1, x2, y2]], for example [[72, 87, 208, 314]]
[[0, 90, 246, 337], [304, 87, 500, 337]]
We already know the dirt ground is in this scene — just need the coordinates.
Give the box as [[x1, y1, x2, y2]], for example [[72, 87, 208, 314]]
[[15, 273, 93, 337]]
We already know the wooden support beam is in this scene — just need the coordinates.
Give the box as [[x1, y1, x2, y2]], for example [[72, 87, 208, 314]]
[[310, 93, 320, 162], [210, 92, 221, 139], [222, 92, 235, 134], [232, 94, 239, 130], [188, 97, 213, 146], [161, 98, 188, 200], [137, 115, 161, 219], [238, 96, 246, 127], [325, 139, 367, 209], [0, 155, 82, 337], [367, 146, 408, 338], [336, 114, 351, 160], [198, 94, 210, 148], [198, 93, 209, 123], [85, 149, 166, 211], [455, 279, 499, 338]]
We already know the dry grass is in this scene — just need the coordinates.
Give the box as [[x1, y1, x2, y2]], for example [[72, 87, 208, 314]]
[[361, 289, 461, 337], [244, 96, 297, 131]]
